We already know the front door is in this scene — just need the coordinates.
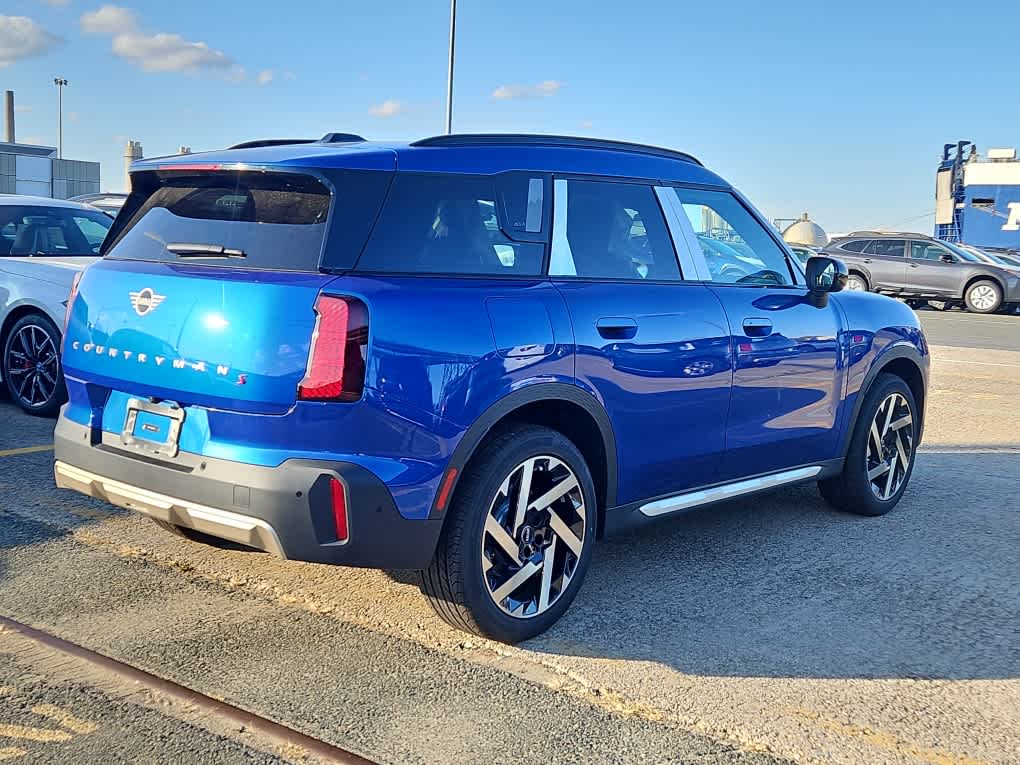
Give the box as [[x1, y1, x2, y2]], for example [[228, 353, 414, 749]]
[[549, 178, 732, 504], [668, 187, 845, 480], [906, 240, 962, 296]]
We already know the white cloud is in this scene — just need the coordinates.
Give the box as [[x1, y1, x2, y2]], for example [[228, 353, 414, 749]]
[[80, 5, 135, 35], [256, 69, 273, 86], [580, 120, 593, 129], [283, 71, 296, 81], [0, 15, 63, 67], [368, 99, 403, 118], [15, 104, 33, 113], [492, 80, 562, 100], [68, 111, 79, 122], [21, 135, 46, 145], [81, 5, 241, 77], [39, 0, 70, 6]]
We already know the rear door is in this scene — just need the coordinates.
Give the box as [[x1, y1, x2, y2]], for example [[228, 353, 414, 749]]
[[860, 238, 907, 290], [669, 187, 844, 480], [549, 178, 732, 503], [65, 167, 392, 413]]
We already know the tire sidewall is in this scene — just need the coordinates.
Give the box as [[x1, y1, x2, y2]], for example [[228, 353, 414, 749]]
[[847, 274, 868, 292], [2, 313, 66, 416], [842, 375, 919, 516], [455, 427, 597, 643], [965, 280, 1002, 314]]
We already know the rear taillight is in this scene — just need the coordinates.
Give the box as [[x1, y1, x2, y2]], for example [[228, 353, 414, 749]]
[[329, 478, 350, 543], [298, 295, 367, 401], [64, 271, 83, 333]]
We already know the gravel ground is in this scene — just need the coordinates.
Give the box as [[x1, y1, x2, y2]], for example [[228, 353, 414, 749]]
[[0, 311, 1017, 765]]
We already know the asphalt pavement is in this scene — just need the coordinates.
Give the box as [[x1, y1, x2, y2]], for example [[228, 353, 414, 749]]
[[0, 308, 1017, 765]]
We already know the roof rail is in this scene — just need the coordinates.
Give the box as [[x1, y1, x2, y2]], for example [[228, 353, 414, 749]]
[[845, 230, 929, 238], [410, 133, 703, 166], [319, 133, 366, 143], [228, 138, 317, 150]]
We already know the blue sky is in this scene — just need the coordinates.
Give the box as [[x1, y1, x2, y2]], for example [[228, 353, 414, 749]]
[[1, 0, 1017, 233]]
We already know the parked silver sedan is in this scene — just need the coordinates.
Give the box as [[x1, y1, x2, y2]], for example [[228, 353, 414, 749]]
[[0, 195, 111, 415]]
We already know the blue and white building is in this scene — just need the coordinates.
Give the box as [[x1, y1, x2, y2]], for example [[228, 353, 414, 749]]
[[936, 141, 1020, 252]]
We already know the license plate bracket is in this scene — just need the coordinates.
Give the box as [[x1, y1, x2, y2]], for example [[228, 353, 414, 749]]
[[121, 398, 185, 458]]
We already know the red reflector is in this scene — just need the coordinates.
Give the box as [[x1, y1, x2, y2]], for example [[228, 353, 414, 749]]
[[156, 162, 223, 172], [738, 342, 753, 353], [298, 295, 366, 402], [329, 478, 349, 543], [436, 468, 459, 512]]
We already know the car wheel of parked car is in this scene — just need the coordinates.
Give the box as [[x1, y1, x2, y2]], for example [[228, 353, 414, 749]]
[[846, 273, 868, 292], [818, 374, 917, 517], [2, 313, 67, 417], [964, 280, 1003, 314], [422, 424, 596, 643]]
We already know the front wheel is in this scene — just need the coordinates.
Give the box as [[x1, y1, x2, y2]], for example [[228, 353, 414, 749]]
[[422, 425, 597, 643], [819, 374, 918, 516], [2, 313, 67, 417]]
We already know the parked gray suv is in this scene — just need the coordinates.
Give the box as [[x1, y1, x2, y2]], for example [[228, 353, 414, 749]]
[[823, 232, 1020, 314]]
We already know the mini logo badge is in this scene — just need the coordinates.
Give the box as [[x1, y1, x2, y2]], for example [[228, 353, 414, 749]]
[[129, 288, 166, 317]]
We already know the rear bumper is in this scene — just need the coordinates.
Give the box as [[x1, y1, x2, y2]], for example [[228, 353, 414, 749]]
[[53, 417, 443, 569]]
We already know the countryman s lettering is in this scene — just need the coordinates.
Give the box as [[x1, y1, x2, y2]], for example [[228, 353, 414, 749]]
[[53, 134, 929, 642]]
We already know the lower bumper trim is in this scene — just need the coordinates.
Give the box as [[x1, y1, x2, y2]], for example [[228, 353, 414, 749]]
[[54, 460, 287, 558]]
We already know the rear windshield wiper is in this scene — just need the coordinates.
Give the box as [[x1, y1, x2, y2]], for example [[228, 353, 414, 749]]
[[166, 243, 247, 259]]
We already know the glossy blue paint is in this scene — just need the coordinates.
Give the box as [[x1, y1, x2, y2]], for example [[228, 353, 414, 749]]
[[58, 137, 930, 548], [708, 285, 845, 480], [555, 281, 733, 502]]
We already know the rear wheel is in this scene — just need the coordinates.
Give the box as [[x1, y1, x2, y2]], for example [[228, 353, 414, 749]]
[[2, 313, 66, 417], [819, 374, 918, 516], [964, 280, 1003, 314], [846, 273, 869, 292], [422, 424, 596, 643]]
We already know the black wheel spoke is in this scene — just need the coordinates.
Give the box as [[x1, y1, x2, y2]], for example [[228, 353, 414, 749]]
[[7, 323, 59, 408]]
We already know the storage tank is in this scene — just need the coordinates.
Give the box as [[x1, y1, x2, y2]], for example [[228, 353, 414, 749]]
[[782, 213, 828, 247]]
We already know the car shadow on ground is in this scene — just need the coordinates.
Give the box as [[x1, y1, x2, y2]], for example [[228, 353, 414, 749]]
[[526, 448, 1019, 681]]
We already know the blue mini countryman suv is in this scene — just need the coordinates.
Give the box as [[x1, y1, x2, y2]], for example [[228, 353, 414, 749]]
[[53, 133, 929, 642]]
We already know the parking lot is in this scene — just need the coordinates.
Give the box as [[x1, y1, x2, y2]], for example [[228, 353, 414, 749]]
[[0, 309, 1017, 765]]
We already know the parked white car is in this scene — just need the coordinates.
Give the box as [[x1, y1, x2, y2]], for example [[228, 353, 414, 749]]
[[1, 195, 111, 415]]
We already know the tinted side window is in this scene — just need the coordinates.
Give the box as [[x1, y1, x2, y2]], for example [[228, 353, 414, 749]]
[[864, 239, 905, 257], [357, 173, 546, 276], [549, 180, 679, 280], [675, 188, 792, 285], [839, 240, 869, 253]]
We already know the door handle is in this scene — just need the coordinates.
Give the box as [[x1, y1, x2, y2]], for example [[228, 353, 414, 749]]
[[742, 317, 773, 337], [909, 263, 920, 268], [862, 258, 873, 264], [596, 317, 638, 339]]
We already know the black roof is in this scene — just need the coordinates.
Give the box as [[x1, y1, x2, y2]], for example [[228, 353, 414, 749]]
[[410, 133, 703, 166]]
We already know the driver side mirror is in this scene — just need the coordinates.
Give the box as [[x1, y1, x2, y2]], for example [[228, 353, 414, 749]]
[[940, 253, 955, 263], [805, 256, 847, 307]]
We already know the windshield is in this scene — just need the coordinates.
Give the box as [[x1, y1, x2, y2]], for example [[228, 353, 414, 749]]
[[0, 204, 112, 257], [942, 240, 982, 262]]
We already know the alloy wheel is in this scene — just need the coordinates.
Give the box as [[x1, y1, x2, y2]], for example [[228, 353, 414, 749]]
[[480, 455, 587, 619], [847, 276, 867, 291], [5, 323, 60, 410], [866, 392, 914, 501], [968, 284, 998, 311]]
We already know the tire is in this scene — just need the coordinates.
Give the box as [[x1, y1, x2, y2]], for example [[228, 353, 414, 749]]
[[846, 273, 869, 292], [964, 280, 1003, 314], [422, 424, 597, 643], [819, 374, 918, 516], [2, 313, 67, 417]]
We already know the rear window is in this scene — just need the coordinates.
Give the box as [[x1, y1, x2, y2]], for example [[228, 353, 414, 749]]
[[104, 170, 391, 272], [355, 173, 547, 276]]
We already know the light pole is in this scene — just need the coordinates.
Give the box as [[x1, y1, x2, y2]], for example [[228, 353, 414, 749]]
[[54, 78, 68, 158], [445, 0, 456, 134]]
